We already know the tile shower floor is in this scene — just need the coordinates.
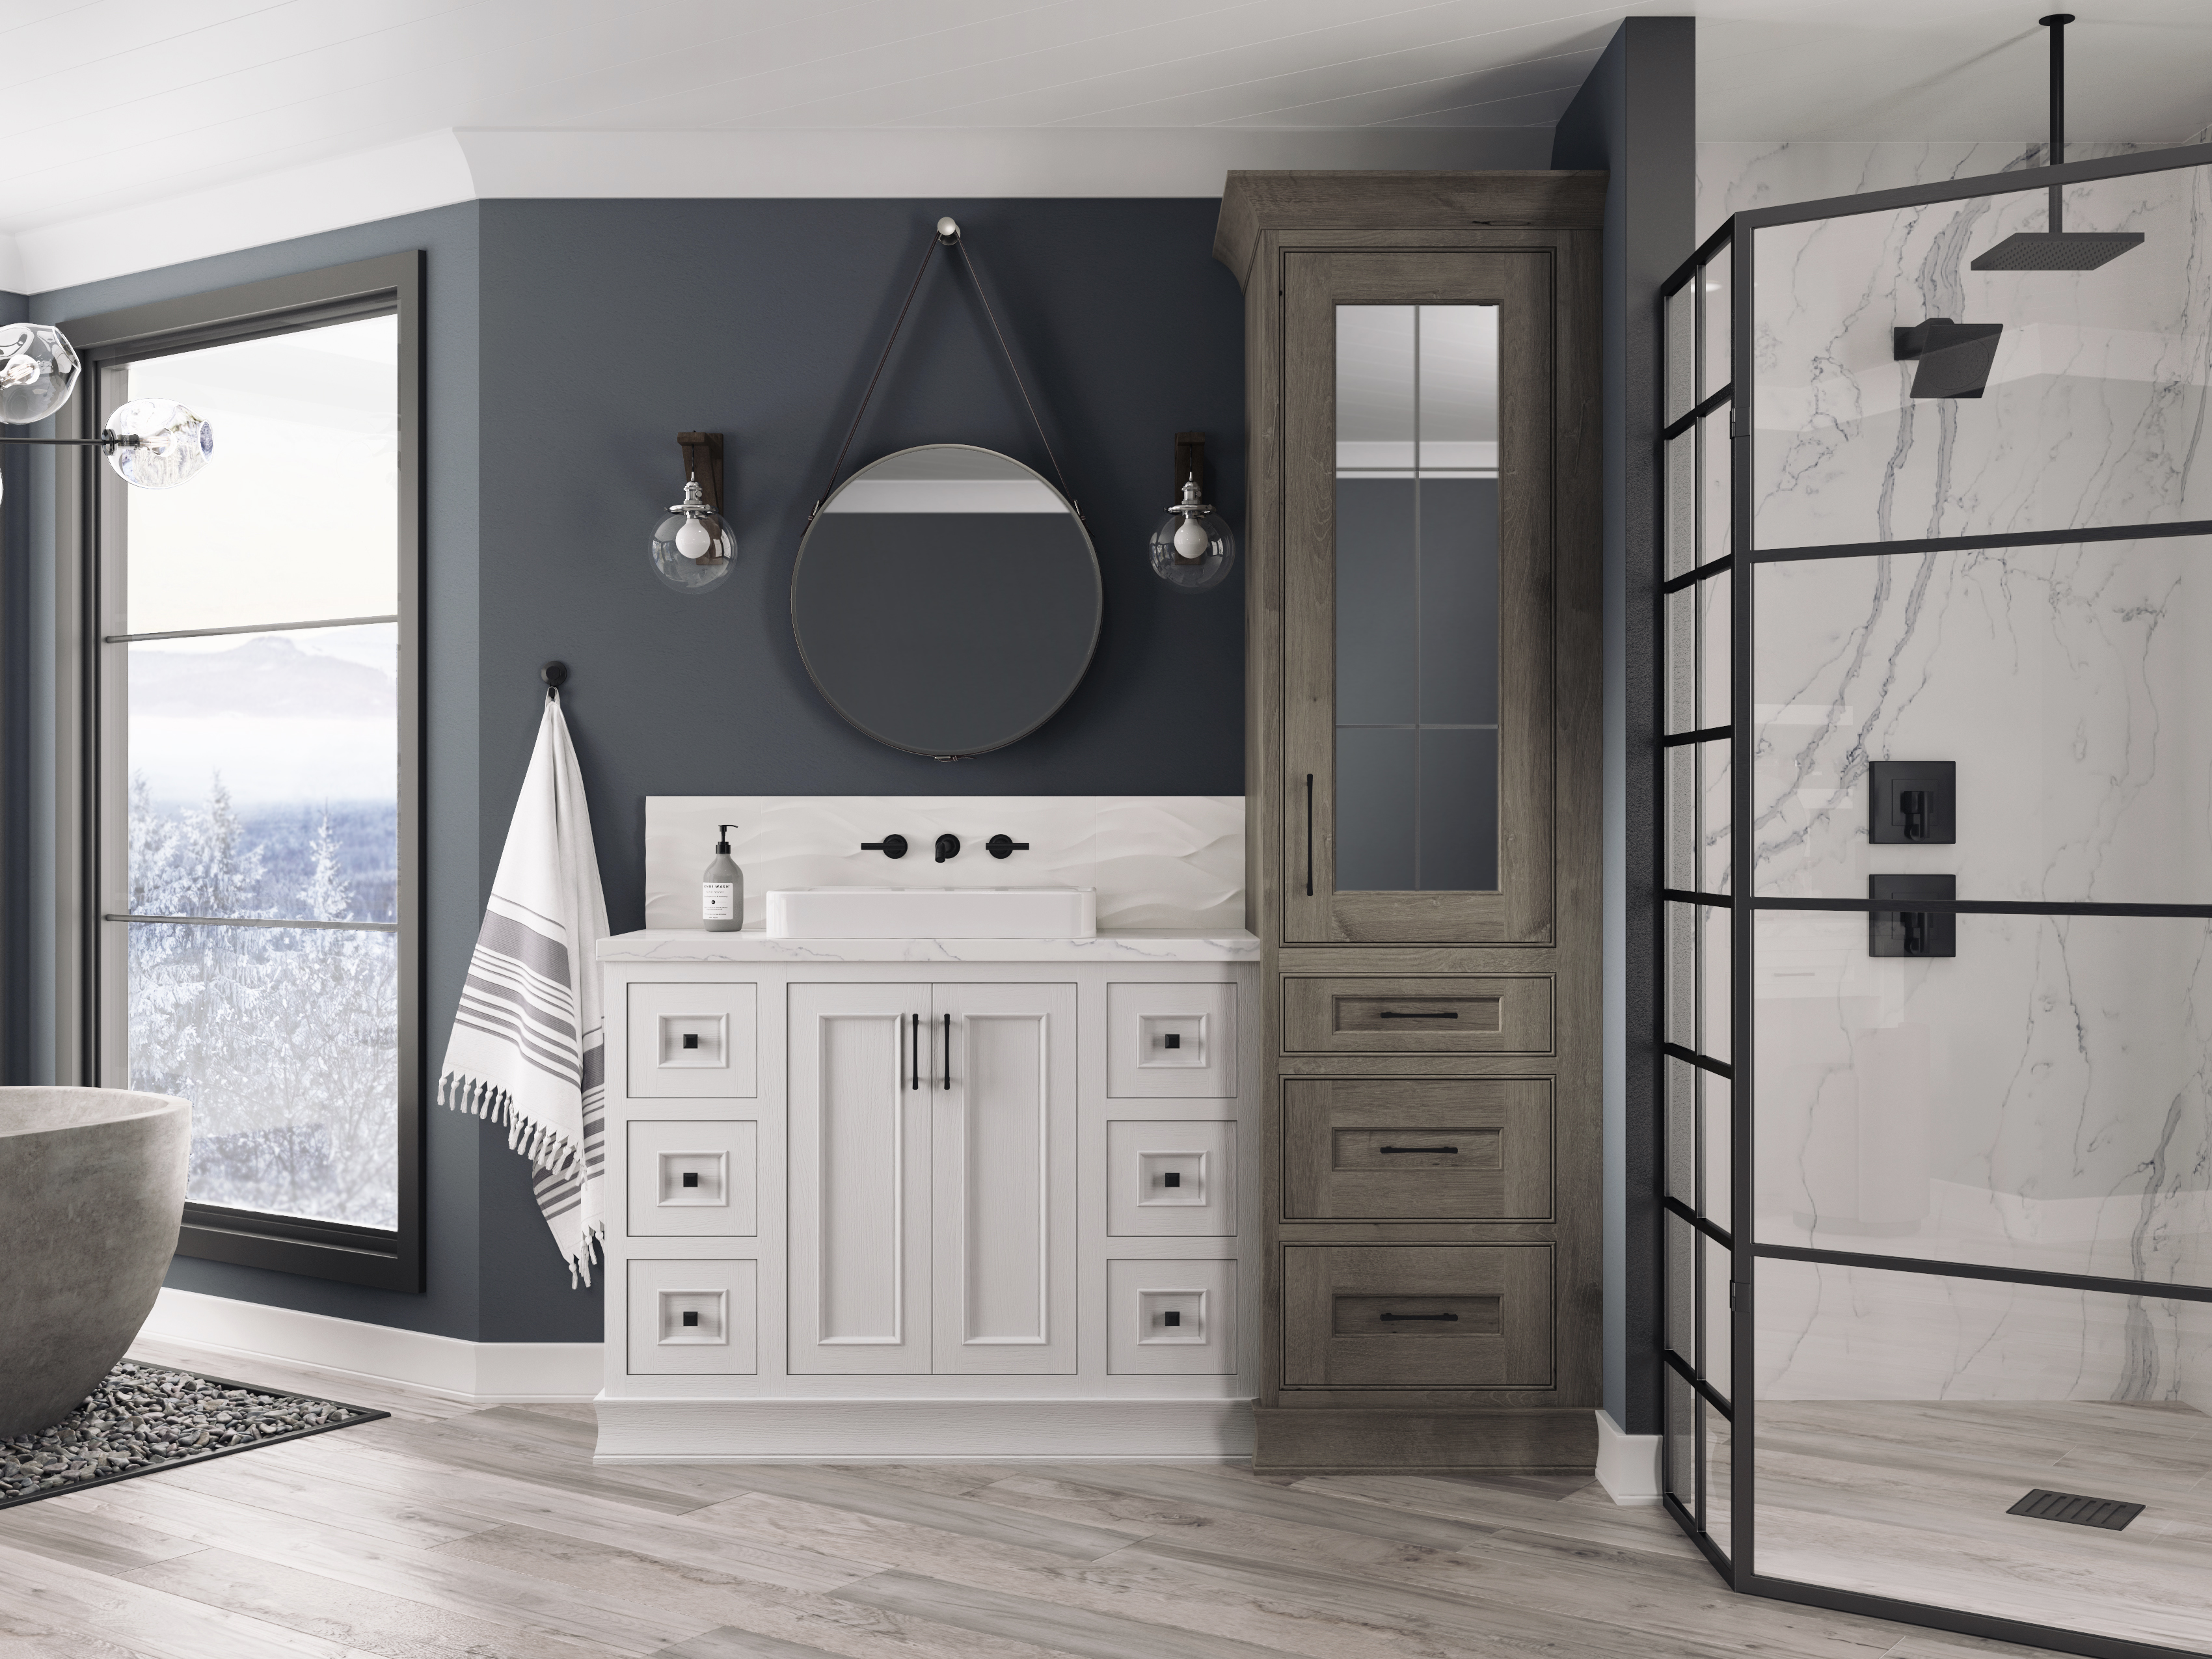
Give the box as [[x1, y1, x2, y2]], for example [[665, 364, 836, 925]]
[[1757, 1399, 2212, 1654], [0, 1337, 2106, 1659]]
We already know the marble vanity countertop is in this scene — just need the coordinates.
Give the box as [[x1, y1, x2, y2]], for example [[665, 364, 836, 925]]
[[598, 927, 1260, 964]]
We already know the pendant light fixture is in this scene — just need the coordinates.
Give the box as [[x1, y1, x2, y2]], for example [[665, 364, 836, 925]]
[[650, 429, 734, 593], [1971, 13, 2144, 271], [1148, 431, 1237, 592], [0, 323, 215, 500]]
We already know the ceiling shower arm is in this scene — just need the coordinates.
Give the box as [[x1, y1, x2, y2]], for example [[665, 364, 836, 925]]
[[2045, 12, 2071, 234]]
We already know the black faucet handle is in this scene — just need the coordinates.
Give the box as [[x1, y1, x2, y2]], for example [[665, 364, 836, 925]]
[[862, 835, 909, 859], [934, 833, 961, 863], [985, 835, 1030, 859]]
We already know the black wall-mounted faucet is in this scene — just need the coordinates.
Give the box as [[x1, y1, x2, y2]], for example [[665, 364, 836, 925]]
[[986, 834, 1030, 859], [934, 833, 961, 863], [861, 835, 908, 859]]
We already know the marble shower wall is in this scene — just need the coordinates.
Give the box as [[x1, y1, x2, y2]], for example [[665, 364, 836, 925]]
[[1698, 142, 2212, 1402]]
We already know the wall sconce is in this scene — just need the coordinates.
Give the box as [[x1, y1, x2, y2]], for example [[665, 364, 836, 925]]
[[0, 324, 213, 500], [651, 430, 734, 594], [1149, 430, 1235, 592]]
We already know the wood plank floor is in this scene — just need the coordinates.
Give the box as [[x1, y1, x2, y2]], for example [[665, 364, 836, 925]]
[[0, 1337, 2094, 1659]]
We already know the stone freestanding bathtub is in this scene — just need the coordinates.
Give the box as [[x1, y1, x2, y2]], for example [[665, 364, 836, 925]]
[[0, 1087, 190, 1437]]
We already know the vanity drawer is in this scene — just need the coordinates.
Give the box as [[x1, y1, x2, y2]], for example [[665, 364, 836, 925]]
[[1282, 976, 1551, 1055], [627, 1120, 758, 1237], [1282, 1245, 1552, 1389], [626, 1259, 757, 1376], [1107, 982, 1236, 1098], [1284, 1079, 1551, 1221], [627, 982, 758, 1098]]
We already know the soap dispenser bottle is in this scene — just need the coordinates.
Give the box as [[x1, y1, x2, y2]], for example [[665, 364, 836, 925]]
[[702, 824, 743, 933]]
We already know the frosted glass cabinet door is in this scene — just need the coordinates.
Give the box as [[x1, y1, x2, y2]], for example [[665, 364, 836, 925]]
[[787, 984, 932, 1374], [930, 983, 1078, 1374], [1283, 250, 1556, 945]]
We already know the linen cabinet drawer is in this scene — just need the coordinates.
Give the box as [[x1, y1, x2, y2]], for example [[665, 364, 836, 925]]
[[1282, 977, 1551, 1054], [1282, 1245, 1552, 1389], [627, 982, 758, 1098], [1284, 1079, 1551, 1221]]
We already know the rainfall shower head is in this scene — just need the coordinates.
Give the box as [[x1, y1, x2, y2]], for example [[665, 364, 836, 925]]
[[1971, 14, 2143, 271]]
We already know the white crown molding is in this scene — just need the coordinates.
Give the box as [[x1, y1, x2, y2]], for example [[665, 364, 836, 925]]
[[16, 124, 1550, 296], [139, 1286, 601, 1404]]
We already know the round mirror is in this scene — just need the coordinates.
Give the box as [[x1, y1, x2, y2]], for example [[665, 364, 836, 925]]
[[791, 444, 1102, 759]]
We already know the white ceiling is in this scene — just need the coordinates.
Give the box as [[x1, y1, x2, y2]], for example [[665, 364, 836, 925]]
[[3, 0, 2210, 293]]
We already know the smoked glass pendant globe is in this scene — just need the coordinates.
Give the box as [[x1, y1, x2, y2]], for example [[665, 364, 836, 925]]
[[652, 478, 735, 593], [105, 399, 213, 488], [1148, 477, 1237, 592], [0, 324, 81, 425]]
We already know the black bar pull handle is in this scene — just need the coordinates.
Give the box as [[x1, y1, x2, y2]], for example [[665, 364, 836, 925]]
[[1379, 1145, 1459, 1155], [1379, 1312, 1460, 1323], [1379, 1010, 1459, 1019], [1305, 774, 1314, 897], [909, 1012, 919, 1092], [943, 1012, 951, 1090]]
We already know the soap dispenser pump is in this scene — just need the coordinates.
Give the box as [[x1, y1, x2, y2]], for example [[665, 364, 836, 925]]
[[702, 824, 743, 933]]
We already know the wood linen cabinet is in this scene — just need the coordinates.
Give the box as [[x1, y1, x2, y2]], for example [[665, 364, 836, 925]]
[[1214, 170, 1604, 1473]]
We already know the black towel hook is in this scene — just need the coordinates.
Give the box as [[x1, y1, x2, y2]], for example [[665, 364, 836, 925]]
[[542, 660, 568, 701]]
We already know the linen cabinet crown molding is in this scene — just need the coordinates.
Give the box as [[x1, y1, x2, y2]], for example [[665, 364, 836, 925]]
[[1217, 170, 1604, 1475]]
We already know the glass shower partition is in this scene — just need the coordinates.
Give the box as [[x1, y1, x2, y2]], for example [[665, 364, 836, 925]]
[[1658, 142, 2212, 1659]]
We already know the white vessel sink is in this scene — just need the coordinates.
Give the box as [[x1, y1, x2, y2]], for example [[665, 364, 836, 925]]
[[766, 887, 1098, 940]]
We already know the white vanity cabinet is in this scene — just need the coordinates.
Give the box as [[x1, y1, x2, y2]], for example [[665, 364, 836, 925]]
[[594, 930, 1260, 1462]]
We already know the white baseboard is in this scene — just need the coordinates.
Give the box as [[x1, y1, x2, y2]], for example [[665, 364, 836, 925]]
[[593, 1396, 1254, 1462], [1593, 1409, 1663, 1505], [139, 1288, 602, 1404]]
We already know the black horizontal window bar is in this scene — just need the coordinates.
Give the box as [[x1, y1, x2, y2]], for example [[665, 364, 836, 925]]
[[1662, 725, 1731, 748], [1380, 1144, 1458, 1155], [1754, 1243, 2212, 1306], [1754, 896, 2212, 920], [1662, 888, 1731, 909], [1379, 1312, 1459, 1323], [1748, 515, 2212, 568], [1662, 554, 1731, 595], [1664, 1194, 1734, 1249], [1662, 1042, 1733, 1080], [1379, 1010, 1459, 1019], [112, 912, 398, 934], [1662, 384, 1733, 443], [106, 613, 399, 645], [1662, 1347, 1734, 1420]]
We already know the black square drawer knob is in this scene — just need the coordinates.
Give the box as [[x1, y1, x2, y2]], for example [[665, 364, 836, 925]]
[[681, 1310, 699, 1328], [1163, 1171, 1181, 1188], [682, 1032, 699, 1049], [1164, 1032, 1181, 1049], [681, 1171, 699, 1189], [1163, 1310, 1181, 1327]]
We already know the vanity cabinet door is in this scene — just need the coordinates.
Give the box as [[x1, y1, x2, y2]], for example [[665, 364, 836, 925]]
[[930, 983, 1077, 1375], [788, 984, 932, 1374], [1283, 249, 1558, 945]]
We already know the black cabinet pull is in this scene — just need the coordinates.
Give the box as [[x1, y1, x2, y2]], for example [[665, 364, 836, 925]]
[[1304, 774, 1314, 897], [1379, 1010, 1459, 1019], [1379, 1312, 1459, 1323], [1379, 1145, 1459, 1155], [909, 1012, 919, 1092], [943, 1012, 951, 1090]]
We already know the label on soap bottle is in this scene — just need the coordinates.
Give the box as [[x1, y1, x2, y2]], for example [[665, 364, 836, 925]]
[[701, 883, 735, 922]]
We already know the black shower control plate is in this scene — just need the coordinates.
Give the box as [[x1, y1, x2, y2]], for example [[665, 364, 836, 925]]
[[1870, 761, 1955, 844], [1870, 874, 1955, 958]]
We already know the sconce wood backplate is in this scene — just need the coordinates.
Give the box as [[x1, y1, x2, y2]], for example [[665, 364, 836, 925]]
[[677, 431, 725, 512]]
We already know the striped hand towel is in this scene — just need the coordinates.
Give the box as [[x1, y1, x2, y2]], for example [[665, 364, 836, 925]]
[[438, 690, 610, 1284]]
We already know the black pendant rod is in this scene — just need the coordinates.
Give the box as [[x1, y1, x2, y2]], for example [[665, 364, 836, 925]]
[[2043, 12, 2073, 232]]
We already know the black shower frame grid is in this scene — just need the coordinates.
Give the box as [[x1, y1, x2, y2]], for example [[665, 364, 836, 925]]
[[1655, 137, 2212, 1659]]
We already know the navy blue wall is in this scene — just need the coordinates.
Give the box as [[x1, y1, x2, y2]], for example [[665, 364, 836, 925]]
[[1554, 18, 1697, 1436], [476, 199, 1248, 945]]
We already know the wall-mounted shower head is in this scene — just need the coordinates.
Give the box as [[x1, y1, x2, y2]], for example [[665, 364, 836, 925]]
[[1895, 318, 2006, 399], [1971, 14, 2142, 271]]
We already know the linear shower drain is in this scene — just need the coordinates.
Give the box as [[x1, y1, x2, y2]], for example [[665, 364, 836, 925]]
[[2006, 1489, 2144, 1531]]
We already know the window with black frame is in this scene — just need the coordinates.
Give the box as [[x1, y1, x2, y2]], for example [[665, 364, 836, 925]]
[[83, 258, 421, 1289]]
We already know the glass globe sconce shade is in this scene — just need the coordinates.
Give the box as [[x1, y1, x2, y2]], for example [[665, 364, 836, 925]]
[[105, 399, 214, 489], [652, 478, 735, 593], [1149, 477, 1237, 592], [0, 324, 81, 425]]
